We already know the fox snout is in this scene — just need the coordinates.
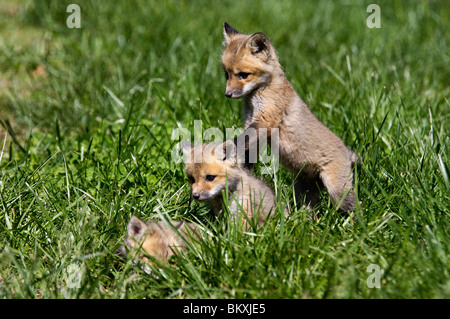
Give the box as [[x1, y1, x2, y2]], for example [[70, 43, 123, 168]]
[[192, 191, 211, 201], [225, 89, 243, 99]]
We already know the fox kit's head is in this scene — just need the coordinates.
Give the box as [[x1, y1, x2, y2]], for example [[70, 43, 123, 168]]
[[182, 140, 240, 202], [121, 216, 172, 267], [222, 22, 281, 99]]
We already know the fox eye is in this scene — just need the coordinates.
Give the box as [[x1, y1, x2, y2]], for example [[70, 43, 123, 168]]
[[237, 72, 250, 80], [205, 175, 216, 182], [188, 175, 195, 183]]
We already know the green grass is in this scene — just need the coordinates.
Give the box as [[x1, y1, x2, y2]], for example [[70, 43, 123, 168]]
[[0, 0, 449, 298]]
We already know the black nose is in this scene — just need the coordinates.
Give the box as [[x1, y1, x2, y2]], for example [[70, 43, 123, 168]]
[[225, 92, 232, 98], [192, 193, 200, 200]]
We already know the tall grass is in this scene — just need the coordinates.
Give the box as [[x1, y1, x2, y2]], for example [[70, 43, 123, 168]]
[[0, 0, 448, 298]]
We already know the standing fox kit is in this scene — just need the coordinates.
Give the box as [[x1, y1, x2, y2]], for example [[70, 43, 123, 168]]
[[222, 23, 360, 212], [183, 141, 276, 228]]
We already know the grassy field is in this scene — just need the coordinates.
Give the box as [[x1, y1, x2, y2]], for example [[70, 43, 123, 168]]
[[0, 0, 448, 299]]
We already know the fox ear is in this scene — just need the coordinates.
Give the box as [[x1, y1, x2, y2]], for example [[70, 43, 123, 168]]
[[247, 33, 270, 58], [218, 140, 237, 163], [181, 141, 192, 161], [127, 216, 148, 239], [223, 22, 240, 45]]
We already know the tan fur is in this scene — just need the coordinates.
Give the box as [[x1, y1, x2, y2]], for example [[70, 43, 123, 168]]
[[183, 141, 276, 229], [121, 216, 199, 268], [222, 23, 360, 212]]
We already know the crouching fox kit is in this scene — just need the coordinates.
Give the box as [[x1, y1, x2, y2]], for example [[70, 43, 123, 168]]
[[222, 23, 360, 212], [183, 140, 276, 229], [118, 216, 200, 269]]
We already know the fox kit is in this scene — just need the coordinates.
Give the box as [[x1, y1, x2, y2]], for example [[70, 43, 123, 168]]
[[222, 23, 360, 212], [182, 140, 276, 229], [118, 215, 199, 270]]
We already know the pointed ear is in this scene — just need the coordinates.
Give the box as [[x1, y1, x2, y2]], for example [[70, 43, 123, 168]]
[[127, 216, 148, 239], [223, 22, 240, 45], [217, 140, 237, 163], [181, 141, 192, 162], [247, 32, 270, 57]]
